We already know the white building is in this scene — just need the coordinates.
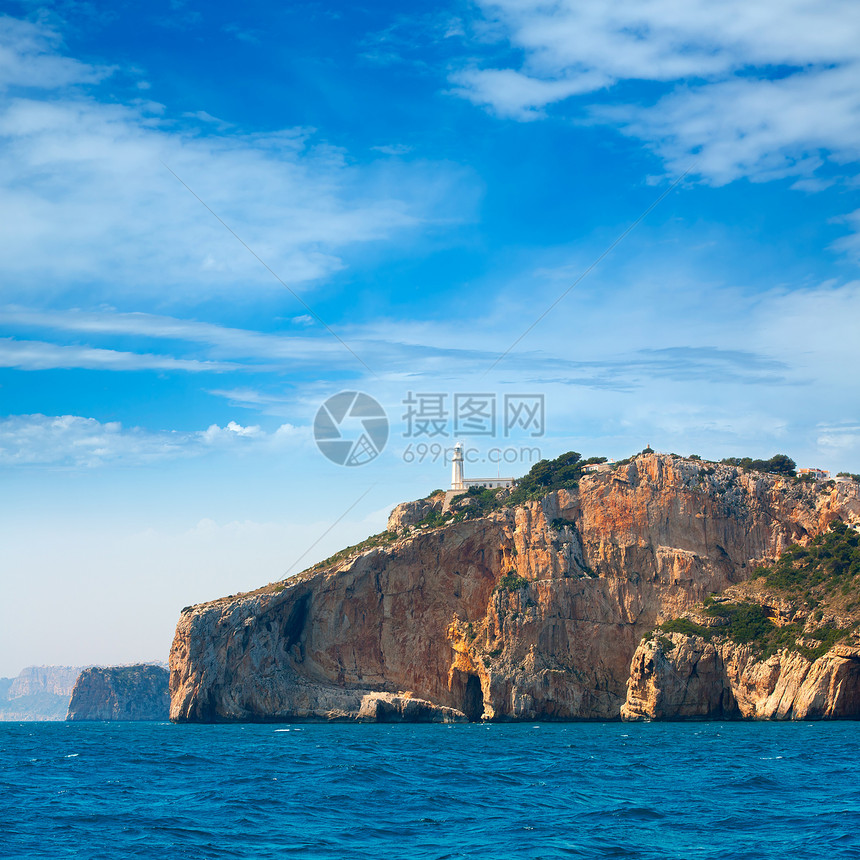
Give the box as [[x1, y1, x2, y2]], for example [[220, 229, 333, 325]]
[[583, 461, 615, 474], [450, 442, 516, 491], [798, 467, 830, 480]]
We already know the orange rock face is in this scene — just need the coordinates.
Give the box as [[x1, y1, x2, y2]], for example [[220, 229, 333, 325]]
[[169, 455, 860, 722], [622, 637, 860, 721]]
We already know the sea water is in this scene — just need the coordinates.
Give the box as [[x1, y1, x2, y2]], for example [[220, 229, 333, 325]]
[[2, 721, 859, 859]]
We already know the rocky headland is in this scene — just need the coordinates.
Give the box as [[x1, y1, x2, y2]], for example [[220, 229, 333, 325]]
[[0, 665, 84, 721], [67, 664, 170, 721], [169, 453, 860, 722]]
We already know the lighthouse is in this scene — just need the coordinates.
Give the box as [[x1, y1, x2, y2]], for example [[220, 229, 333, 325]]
[[451, 441, 465, 491]]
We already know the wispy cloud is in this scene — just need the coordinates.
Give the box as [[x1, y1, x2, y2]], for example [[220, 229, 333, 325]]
[[0, 16, 111, 89], [0, 15, 476, 301], [0, 414, 302, 467], [0, 307, 344, 364], [371, 143, 413, 156], [0, 294, 812, 385], [452, 1, 860, 186], [0, 337, 238, 372], [817, 422, 860, 453]]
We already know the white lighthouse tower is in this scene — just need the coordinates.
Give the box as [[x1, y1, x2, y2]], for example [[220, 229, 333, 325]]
[[451, 441, 465, 491]]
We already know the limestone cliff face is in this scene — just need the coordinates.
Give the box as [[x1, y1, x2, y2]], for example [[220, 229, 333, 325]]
[[622, 636, 860, 720], [0, 666, 85, 721], [67, 665, 170, 721], [170, 455, 860, 722], [8, 665, 82, 698]]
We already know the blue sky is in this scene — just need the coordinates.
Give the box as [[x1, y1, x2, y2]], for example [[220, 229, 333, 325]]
[[1, 0, 859, 675]]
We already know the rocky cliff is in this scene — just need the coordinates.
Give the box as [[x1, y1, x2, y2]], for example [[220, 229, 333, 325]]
[[0, 666, 84, 721], [623, 634, 860, 720], [622, 518, 860, 720], [169, 454, 860, 722], [67, 665, 170, 721]]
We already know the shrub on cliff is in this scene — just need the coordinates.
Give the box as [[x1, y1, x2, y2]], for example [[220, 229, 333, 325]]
[[550, 517, 575, 531], [451, 485, 506, 515], [415, 509, 454, 529], [495, 571, 529, 592], [310, 530, 399, 570], [753, 520, 860, 595], [661, 603, 804, 659], [658, 523, 860, 660], [720, 454, 796, 477]]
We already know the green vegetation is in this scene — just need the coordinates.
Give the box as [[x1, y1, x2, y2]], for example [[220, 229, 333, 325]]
[[550, 517, 575, 531], [658, 522, 860, 660], [414, 509, 454, 529], [661, 616, 713, 639], [719, 453, 796, 477], [802, 624, 846, 659], [454, 485, 508, 515], [413, 485, 510, 528], [837, 472, 860, 482], [415, 452, 611, 527], [495, 570, 530, 593], [661, 602, 811, 660], [753, 520, 860, 594], [505, 451, 586, 504], [310, 530, 399, 571]]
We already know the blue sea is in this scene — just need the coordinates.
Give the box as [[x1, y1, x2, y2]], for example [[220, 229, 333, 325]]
[[2, 722, 859, 859]]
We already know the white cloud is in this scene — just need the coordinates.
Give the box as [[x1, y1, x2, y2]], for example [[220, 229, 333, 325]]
[[0, 15, 110, 89], [371, 143, 413, 156], [0, 306, 345, 364], [830, 209, 860, 259], [181, 109, 232, 129], [199, 420, 264, 443], [2, 274, 858, 472], [449, 67, 610, 121], [0, 414, 303, 467], [817, 423, 860, 453], [0, 15, 474, 300], [603, 66, 860, 185], [454, 1, 860, 184], [0, 336, 238, 371]]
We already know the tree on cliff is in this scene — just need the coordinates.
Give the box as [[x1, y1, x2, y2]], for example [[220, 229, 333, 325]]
[[508, 451, 582, 504], [721, 454, 796, 477]]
